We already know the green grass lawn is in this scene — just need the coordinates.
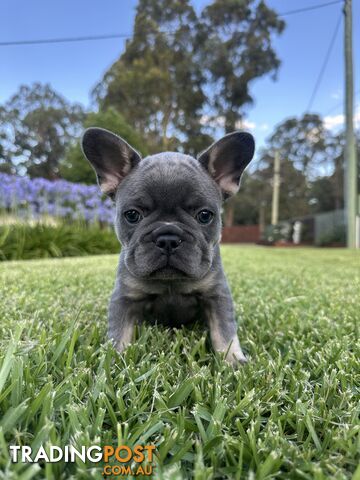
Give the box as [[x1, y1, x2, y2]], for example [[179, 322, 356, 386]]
[[0, 246, 359, 479]]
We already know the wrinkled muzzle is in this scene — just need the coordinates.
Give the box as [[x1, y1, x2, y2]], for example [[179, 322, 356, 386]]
[[123, 222, 213, 280]]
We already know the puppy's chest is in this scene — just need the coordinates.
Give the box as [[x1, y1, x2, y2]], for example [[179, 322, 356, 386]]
[[143, 293, 204, 327]]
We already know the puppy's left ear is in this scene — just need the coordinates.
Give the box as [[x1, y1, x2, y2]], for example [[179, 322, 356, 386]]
[[198, 131, 255, 197]]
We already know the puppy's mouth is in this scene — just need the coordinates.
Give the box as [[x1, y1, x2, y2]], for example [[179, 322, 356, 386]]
[[149, 264, 189, 280]]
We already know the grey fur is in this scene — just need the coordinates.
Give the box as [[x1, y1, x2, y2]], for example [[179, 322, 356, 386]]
[[82, 128, 255, 366]]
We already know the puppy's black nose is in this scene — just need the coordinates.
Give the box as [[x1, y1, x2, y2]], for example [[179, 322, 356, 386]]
[[155, 234, 182, 255]]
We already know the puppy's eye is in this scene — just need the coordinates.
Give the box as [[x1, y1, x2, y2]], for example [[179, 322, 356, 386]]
[[124, 209, 142, 224], [196, 209, 214, 225]]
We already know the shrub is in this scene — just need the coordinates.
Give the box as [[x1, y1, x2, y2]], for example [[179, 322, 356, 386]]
[[0, 222, 120, 260], [318, 225, 346, 246], [60, 108, 148, 184], [263, 222, 292, 243]]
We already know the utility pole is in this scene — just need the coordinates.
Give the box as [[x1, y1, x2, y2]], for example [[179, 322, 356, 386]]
[[259, 200, 266, 237], [271, 150, 281, 225], [344, 0, 358, 248]]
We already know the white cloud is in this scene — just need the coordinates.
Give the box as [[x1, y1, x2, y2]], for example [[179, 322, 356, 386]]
[[235, 119, 256, 130], [324, 104, 360, 130], [200, 115, 257, 131], [324, 114, 344, 129], [331, 89, 342, 100], [200, 114, 225, 128]]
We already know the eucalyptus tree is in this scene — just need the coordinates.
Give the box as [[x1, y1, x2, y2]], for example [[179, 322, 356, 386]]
[[1, 83, 84, 179], [95, 0, 210, 154]]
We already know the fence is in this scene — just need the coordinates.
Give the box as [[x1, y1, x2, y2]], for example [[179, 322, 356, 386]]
[[314, 209, 345, 245], [222, 225, 260, 243]]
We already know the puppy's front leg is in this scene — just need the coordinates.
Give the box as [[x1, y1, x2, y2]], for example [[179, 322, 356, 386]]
[[108, 289, 139, 353], [206, 289, 247, 366]]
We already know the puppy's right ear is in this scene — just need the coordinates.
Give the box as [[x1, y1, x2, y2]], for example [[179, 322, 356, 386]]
[[198, 131, 255, 198], [81, 127, 141, 197]]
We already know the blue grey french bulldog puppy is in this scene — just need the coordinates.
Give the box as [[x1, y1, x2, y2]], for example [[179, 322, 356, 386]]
[[82, 128, 254, 365]]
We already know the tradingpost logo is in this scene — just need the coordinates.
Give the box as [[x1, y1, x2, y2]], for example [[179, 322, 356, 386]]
[[10, 444, 157, 477]]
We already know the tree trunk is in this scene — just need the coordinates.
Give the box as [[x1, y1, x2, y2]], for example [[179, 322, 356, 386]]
[[223, 198, 236, 227], [161, 107, 172, 150], [223, 109, 239, 226], [224, 110, 237, 134]]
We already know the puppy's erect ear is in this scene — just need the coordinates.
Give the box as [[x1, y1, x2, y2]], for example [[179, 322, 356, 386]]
[[198, 131, 255, 197], [81, 127, 141, 196]]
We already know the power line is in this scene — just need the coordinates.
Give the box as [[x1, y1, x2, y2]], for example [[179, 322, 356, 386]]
[[324, 88, 360, 115], [305, 12, 342, 112], [0, 33, 134, 47], [279, 0, 342, 17], [0, 1, 343, 47]]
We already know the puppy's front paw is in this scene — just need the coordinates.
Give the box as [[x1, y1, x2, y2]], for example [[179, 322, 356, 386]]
[[113, 340, 129, 353], [109, 321, 135, 354], [212, 332, 248, 367], [225, 348, 248, 366], [222, 337, 248, 366]]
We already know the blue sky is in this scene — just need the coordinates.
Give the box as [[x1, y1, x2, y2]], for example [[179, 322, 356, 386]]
[[1, 0, 359, 152]]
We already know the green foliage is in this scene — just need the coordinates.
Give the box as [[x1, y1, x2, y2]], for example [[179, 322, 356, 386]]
[[200, 0, 285, 132], [265, 113, 330, 175], [60, 108, 148, 184], [309, 132, 348, 213], [318, 225, 346, 246], [310, 176, 341, 213], [256, 156, 309, 223], [0, 83, 85, 179], [226, 153, 310, 228], [94, 0, 209, 154], [0, 247, 359, 478], [263, 222, 291, 243], [0, 222, 119, 260], [245, 114, 346, 226], [222, 173, 263, 226], [94, 0, 285, 154], [0, 108, 13, 174]]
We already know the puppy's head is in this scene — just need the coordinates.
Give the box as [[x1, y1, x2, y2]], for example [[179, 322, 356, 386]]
[[82, 128, 254, 280]]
